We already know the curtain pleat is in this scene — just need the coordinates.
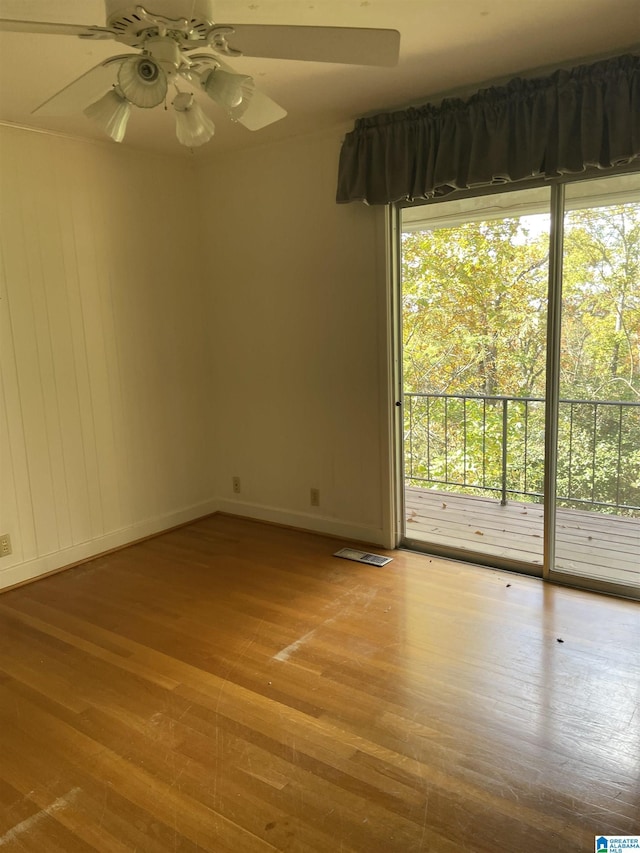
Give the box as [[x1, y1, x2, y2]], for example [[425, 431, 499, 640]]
[[336, 54, 640, 204]]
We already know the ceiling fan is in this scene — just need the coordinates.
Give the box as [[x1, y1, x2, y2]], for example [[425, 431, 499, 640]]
[[0, 0, 400, 147]]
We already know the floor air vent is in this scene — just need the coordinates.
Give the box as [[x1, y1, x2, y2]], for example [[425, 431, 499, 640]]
[[333, 548, 393, 567]]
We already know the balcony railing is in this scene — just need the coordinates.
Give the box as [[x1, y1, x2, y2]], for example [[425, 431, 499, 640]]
[[404, 392, 640, 513]]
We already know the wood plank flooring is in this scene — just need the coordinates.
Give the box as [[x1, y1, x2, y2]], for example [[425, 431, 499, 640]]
[[405, 486, 640, 587], [0, 514, 639, 852]]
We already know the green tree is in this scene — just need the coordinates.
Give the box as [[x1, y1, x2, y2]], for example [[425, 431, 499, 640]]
[[402, 217, 549, 397], [561, 205, 640, 401]]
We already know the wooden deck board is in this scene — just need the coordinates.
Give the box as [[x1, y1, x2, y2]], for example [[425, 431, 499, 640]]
[[404, 486, 640, 587]]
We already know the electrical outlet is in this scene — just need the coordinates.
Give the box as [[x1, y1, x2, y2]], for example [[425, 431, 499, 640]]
[[310, 488, 320, 507], [0, 534, 12, 557], [232, 476, 241, 494]]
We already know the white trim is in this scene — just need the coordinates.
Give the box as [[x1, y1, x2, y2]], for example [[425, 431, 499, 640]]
[[0, 496, 388, 591], [216, 498, 387, 547], [385, 204, 405, 549], [375, 205, 396, 550], [0, 499, 219, 590]]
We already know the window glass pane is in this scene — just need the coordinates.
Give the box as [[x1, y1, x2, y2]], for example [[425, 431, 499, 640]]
[[554, 173, 640, 589], [401, 187, 550, 566]]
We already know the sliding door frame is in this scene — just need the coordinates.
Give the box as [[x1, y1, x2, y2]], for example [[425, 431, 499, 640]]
[[542, 182, 565, 581], [390, 167, 640, 600], [387, 203, 406, 548]]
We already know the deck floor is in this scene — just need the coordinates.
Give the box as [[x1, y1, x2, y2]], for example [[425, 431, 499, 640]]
[[405, 486, 640, 588]]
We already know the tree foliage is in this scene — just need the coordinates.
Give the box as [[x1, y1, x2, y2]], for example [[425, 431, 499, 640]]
[[402, 217, 549, 397], [402, 199, 640, 513], [561, 206, 640, 401]]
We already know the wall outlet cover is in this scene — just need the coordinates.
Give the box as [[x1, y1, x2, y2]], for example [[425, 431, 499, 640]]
[[0, 534, 12, 557]]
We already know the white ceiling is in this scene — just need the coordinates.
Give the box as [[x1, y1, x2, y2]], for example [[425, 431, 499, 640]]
[[0, 0, 638, 156]]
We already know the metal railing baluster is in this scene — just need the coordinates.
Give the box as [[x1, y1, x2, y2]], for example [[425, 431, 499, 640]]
[[403, 392, 640, 513], [501, 398, 508, 505]]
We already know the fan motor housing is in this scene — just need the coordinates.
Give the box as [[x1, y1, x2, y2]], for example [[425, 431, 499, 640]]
[[105, 1, 216, 44]]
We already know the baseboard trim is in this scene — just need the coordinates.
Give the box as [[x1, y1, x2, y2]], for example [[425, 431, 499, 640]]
[[215, 498, 386, 547], [0, 500, 220, 592], [1, 499, 387, 593]]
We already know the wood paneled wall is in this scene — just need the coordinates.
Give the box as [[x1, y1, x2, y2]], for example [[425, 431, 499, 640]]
[[0, 123, 391, 592], [0, 126, 215, 589]]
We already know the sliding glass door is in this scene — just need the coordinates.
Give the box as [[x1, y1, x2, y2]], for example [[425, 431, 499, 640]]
[[400, 186, 551, 572], [398, 171, 640, 598], [550, 175, 640, 593]]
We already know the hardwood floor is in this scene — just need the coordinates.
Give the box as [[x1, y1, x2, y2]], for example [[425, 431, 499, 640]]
[[0, 514, 639, 852]]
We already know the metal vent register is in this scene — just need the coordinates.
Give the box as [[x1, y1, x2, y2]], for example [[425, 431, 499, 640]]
[[333, 548, 393, 567]]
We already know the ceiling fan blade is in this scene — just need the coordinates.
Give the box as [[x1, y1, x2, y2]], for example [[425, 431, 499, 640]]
[[234, 89, 287, 131], [0, 18, 115, 39], [210, 24, 400, 67], [33, 57, 132, 116]]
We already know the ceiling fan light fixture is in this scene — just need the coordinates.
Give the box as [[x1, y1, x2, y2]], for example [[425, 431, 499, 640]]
[[173, 92, 215, 147], [117, 56, 167, 108], [83, 86, 131, 143], [2, 8, 399, 143], [201, 67, 254, 112]]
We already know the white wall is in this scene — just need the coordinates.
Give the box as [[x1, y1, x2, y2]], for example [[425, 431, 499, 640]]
[[0, 126, 215, 589], [196, 128, 392, 545], [0, 123, 392, 591]]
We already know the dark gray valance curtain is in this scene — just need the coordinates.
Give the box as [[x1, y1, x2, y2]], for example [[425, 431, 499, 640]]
[[336, 54, 640, 204]]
